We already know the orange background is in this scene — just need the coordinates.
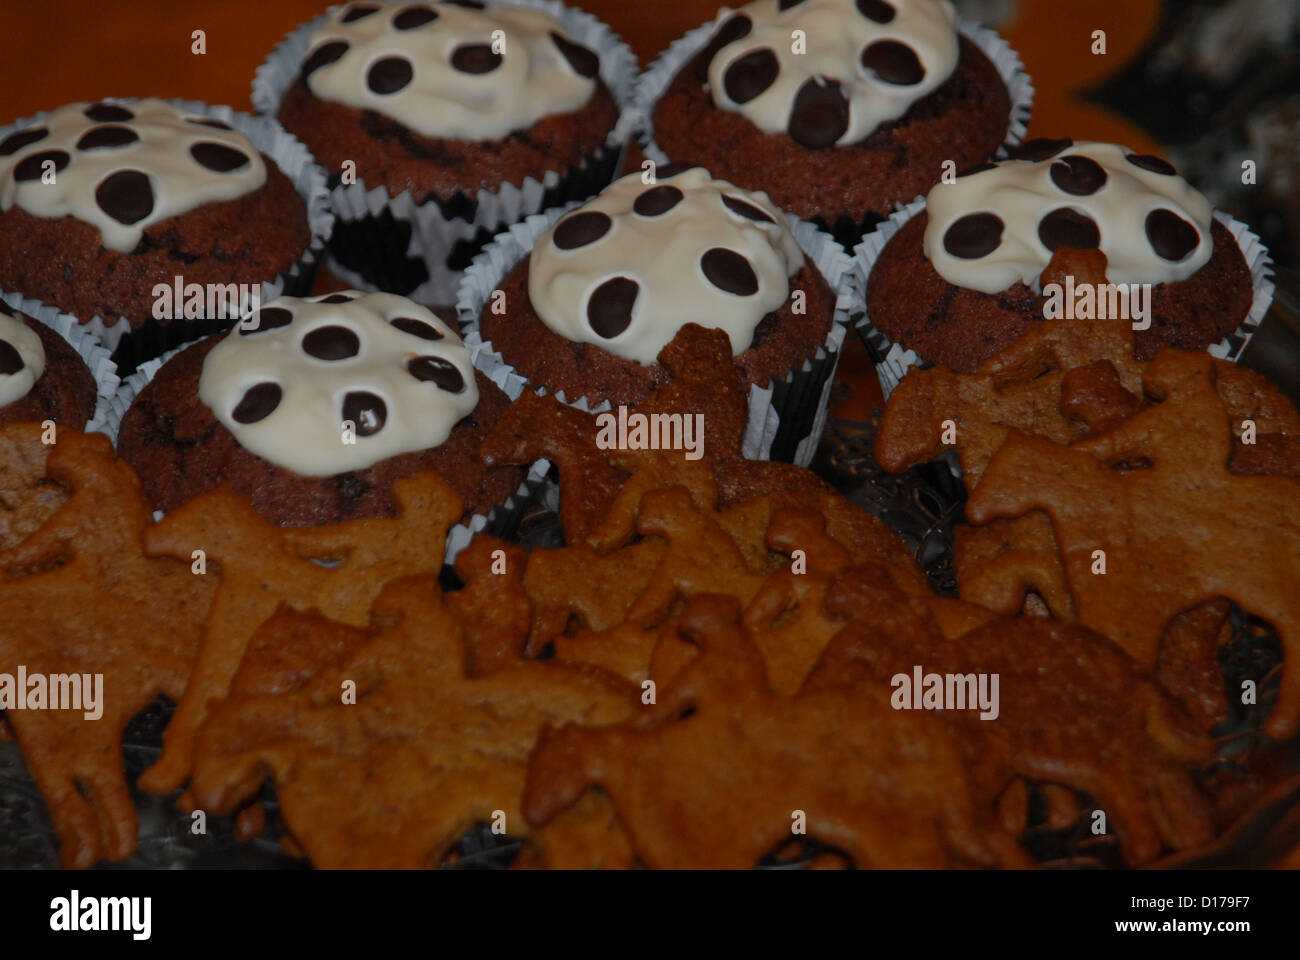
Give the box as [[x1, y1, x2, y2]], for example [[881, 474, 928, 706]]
[[0, 0, 1171, 418]]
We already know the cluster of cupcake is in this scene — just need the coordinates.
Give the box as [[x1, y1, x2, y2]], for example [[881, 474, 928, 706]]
[[0, 0, 1273, 553]]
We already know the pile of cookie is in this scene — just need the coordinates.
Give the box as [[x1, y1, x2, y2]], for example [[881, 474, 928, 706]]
[[2, 304, 1296, 869]]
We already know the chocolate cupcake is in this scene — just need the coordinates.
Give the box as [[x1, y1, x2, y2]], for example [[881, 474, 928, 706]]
[[113, 291, 526, 529], [0, 294, 119, 431], [462, 165, 855, 465], [0, 98, 332, 374], [856, 139, 1273, 392], [634, 0, 1032, 248], [254, 0, 638, 305], [0, 302, 96, 428]]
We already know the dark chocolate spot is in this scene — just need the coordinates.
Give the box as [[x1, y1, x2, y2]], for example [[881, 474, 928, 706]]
[[587, 277, 639, 338], [393, 5, 439, 29], [341, 4, 380, 21], [1127, 153, 1177, 176], [696, 14, 753, 81], [724, 48, 779, 104], [302, 325, 361, 360], [550, 32, 600, 78], [958, 162, 998, 177], [391, 316, 444, 340], [190, 141, 250, 172], [860, 40, 924, 85], [943, 212, 1004, 259], [788, 78, 849, 149], [0, 127, 48, 156], [701, 247, 758, 296], [1049, 155, 1108, 196], [232, 382, 282, 424], [319, 293, 355, 303], [368, 56, 415, 93], [441, 0, 485, 7], [0, 340, 23, 376], [856, 0, 895, 22], [656, 162, 700, 179], [342, 391, 387, 436], [76, 126, 139, 151], [1011, 137, 1073, 162], [1038, 208, 1101, 251], [241, 306, 294, 335], [83, 103, 134, 123], [187, 117, 232, 130], [408, 356, 465, 392], [451, 44, 501, 74], [1145, 209, 1200, 261], [633, 185, 684, 217], [302, 41, 349, 79], [14, 150, 70, 182], [779, 0, 809, 9], [721, 194, 774, 223], [553, 211, 612, 249], [94, 170, 154, 225]]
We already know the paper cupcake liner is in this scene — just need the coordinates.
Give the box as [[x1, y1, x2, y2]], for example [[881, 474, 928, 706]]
[[252, 0, 641, 308], [104, 334, 542, 563], [629, 14, 1033, 250], [853, 199, 1276, 398], [0, 97, 334, 376], [0, 290, 121, 435], [457, 205, 855, 466], [445, 457, 551, 565]]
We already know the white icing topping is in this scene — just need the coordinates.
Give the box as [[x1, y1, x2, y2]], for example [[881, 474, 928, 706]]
[[923, 141, 1216, 294], [0, 99, 267, 253], [302, 1, 598, 141], [0, 310, 45, 408], [198, 291, 479, 476], [705, 0, 959, 147], [527, 167, 804, 365]]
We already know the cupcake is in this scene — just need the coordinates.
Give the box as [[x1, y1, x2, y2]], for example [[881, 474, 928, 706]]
[[463, 165, 854, 464], [113, 290, 524, 527], [0, 98, 331, 374], [635, 0, 1031, 247], [0, 301, 97, 428], [254, 0, 638, 306], [858, 139, 1269, 386]]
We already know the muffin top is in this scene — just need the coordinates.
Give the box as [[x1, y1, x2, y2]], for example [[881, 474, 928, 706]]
[[527, 165, 805, 364], [699, 0, 960, 148], [0, 99, 268, 252], [924, 140, 1216, 293], [200, 291, 479, 476], [300, 0, 601, 141], [0, 304, 44, 407]]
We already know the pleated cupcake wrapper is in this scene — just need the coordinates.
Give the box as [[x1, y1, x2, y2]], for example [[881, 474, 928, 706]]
[[0, 290, 120, 435], [102, 334, 542, 564], [853, 198, 1277, 399], [252, 0, 642, 308], [628, 14, 1034, 250], [0, 97, 334, 376], [457, 204, 856, 467]]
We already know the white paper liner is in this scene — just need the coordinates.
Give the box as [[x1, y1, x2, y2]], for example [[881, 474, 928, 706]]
[[0, 97, 334, 363], [630, 14, 1034, 205], [852, 199, 1276, 398], [252, 0, 641, 307], [456, 205, 856, 467], [0, 290, 120, 434], [102, 333, 542, 563]]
